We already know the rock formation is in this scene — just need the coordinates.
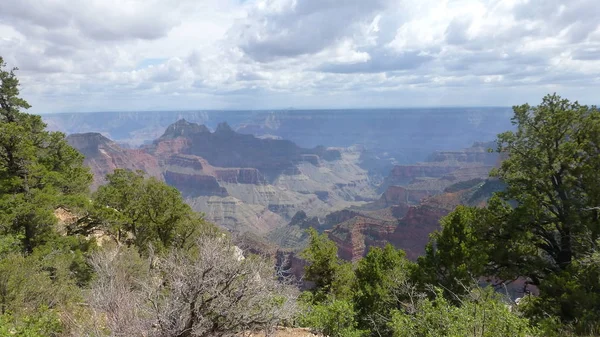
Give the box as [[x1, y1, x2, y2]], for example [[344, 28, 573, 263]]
[[66, 133, 162, 189], [68, 120, 505, 265], [327, 178, 503, 261], [69, 120, 377, 234], [317, 142, 502, 261]]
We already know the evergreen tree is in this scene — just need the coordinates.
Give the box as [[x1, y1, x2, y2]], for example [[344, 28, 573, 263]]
[[300, 228, 354, 301], [416, 94, 600, 333], [92, 169, 212, 253], [416, 206, 491, 299], [0, 56, 92, 252], [354, 244, 413, 336]]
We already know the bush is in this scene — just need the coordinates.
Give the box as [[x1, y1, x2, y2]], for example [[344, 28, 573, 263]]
[[389, 287, 536, 337], [0, 307, 63, 337], [87, 236, 298, 337], [298, 294, 366, 337]]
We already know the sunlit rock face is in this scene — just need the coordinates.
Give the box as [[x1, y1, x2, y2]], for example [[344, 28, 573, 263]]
[[327, 178, 503, 261]]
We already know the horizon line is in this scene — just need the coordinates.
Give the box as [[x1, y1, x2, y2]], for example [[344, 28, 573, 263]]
[[39, 106, 513, 115]]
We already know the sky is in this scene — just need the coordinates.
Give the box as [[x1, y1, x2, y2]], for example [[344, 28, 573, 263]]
[[1, 0, 599, 114]]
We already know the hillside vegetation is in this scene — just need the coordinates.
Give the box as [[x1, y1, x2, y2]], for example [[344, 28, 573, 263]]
[[2, 56, 600, 336]]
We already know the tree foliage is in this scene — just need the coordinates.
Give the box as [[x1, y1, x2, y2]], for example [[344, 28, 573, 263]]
[[300, 228, 354, 301], [416, 94, 600, 334], [298, 297, 366, 337], [389, 287, 534, 337], [0, 56, 92, 253], [354, 244, 414, 335], [91, 169, 214, 253], [486, 94, 600, 281], [416, 206, 491, 299]]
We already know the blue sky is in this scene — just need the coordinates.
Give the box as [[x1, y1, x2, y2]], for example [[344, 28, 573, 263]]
[[1, 0, 599, 113]]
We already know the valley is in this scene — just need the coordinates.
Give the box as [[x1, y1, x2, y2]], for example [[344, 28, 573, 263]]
[[64, 114, 503, 262]]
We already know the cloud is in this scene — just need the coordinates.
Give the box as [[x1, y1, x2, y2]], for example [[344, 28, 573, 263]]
[[318, 49, 433, 74], [233, 0, 389, 61], [1, 0, 180, 42], [0, 0, 599, 113]]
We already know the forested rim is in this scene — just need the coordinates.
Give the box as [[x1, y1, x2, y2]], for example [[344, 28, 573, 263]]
[[2, 56, 600, 337]]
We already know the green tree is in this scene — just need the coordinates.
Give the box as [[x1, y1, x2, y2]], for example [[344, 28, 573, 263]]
[[488, 94, 600, 282], [298, 297, 366, 337], [520, 246, 600, 335], [0, 56, 92, 253], [354, 244, 414, 336], [300, 228, 354, 301], [480, 94, 600, 332], [92, 169, 211, 253], [0, 243, 84, 318], [0, 307, 63, 337], [422, 94, 600, 332], [416, 206, 491, 299]]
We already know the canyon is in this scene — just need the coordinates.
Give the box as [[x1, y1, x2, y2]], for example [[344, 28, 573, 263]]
[[269, 142, 501, 260], [46, 108, 512, 176], [64, 114, 505, 265], [67, 119, 375, 234]]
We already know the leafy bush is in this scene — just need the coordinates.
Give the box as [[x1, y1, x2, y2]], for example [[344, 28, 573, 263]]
[[389, 288, 536, 337], [0, 307, 63, 337], [298, 294, 366, 337]]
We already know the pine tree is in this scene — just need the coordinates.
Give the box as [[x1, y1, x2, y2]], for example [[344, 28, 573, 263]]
[[0, 56, 92, 252]]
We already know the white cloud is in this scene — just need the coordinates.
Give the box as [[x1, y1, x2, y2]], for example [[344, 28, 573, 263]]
[[0, 0, 599, 113]]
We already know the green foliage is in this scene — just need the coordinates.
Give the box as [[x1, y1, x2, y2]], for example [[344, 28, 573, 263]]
[[490, 93, 600, 280], [298, 295, 366, 337], [416, 206, 490, 299], [0, 58, 93, 336], [520, 247, 600, 335], [414, 94, 600, 333], [0, 240, 86, 318], [354, 244, 413, 335], [0, 307, 63, 337], [300, 228, 355, 301], [482, 94, 600, 330], [92, 169, 213, 253], [0, 56, 92, 253], [389, 288, 535, 337]]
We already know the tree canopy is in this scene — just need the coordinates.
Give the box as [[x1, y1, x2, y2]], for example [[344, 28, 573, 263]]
[[91, 169, 212, 253], [417, 94, 600, 334], [0, 56, 92, 253]]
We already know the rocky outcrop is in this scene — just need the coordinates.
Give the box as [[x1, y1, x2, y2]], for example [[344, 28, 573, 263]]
[[385, 165, 461, 186], [215, 168, 265, 184], [67, 133, 162, 189], [370, 186, 432, 208], [159, 119, 210, 140], [328, 216, 398, 262], [165, 171, 227, 197], [426, 141, 497, 165]]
